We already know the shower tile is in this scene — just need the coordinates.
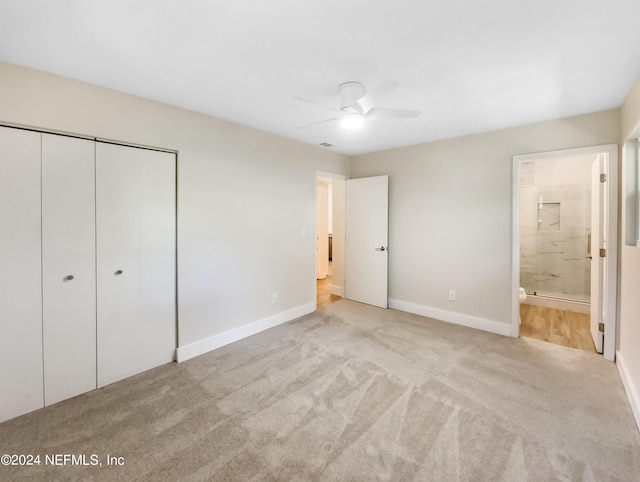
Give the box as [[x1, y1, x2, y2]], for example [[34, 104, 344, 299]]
[[519, 153, 592, 301]]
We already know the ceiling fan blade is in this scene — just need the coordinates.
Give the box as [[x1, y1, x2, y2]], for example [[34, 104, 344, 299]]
[[293, 96, 340, 113], [356, 80, 399, 113], [297, 117, 341, 129], [365, 108, 421, 120]]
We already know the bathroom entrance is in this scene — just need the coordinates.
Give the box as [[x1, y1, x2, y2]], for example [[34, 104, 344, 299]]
[[512, 145, 618, 360]]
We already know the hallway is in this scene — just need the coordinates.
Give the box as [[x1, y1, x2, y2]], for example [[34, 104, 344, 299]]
[[317, 262, 341, 309]]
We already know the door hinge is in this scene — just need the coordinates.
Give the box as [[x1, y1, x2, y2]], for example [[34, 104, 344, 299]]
[[599, 248, 606, 258], [598, 322, 605, 333], [600, 173, 606, 183]]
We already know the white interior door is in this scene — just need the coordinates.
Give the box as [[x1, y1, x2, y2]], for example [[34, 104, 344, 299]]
[[96, 143, 176, 387], [317, 181, 329, 280], [590, 155, 607, 353], [345, 175, 389, 308], [42, 134, 97, 405], [0, 127, 43, 422]]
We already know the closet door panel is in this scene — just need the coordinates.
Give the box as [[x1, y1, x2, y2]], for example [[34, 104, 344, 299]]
[[41, 134, 96, 405], [139, 150, 177, 365], [96, 143, 176, 388], [0, 127, 43, 422]]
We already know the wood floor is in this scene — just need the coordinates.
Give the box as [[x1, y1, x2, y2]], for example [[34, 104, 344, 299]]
[[520, 303, 596, 353], [317, 268, 595, 353], [317, 262, 341, 308]]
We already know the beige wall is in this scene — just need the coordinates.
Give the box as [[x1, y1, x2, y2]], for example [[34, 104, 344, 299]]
[[618, 73, 640, 425], [0, 61, 350, 353], [622, 75, 640, 140], [2, 59, 639, 425], [351, 109, 620, 331]]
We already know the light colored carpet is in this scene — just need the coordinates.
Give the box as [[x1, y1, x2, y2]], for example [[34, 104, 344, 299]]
[[1, 299, 638, 481]]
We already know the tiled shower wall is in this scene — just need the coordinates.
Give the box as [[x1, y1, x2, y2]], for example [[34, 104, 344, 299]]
[[520, 155, 593, 302]]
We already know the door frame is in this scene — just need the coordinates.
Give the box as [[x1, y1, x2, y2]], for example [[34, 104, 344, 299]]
[[511, 144, 618, 361], [315, 170, 348, 310]]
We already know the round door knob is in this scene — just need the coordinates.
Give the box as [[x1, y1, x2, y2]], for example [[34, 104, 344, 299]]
[[115, 269, 123, 275], [65, 275, 74, 281]]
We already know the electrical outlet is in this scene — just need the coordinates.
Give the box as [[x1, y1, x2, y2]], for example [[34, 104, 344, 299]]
[[272, 292, 278, 304], [448, 290, 456, 301]]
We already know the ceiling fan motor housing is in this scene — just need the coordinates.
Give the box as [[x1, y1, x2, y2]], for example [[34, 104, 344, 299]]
[[339, 81, 366, 113]]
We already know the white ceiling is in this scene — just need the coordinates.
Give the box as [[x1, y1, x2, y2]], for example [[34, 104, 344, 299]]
[[1, 0, 639, 155]]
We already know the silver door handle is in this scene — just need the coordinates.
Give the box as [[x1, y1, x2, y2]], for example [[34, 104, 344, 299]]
[[375, 246, 387, 251]]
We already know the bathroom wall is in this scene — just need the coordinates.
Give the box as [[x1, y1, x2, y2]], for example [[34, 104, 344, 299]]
[[519, 154, 594, 302]]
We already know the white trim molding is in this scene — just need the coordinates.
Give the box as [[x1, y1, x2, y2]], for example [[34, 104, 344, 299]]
[[389, 299, 512, 337], [617, 350, 640, 432], [176, 302, 315, 362]]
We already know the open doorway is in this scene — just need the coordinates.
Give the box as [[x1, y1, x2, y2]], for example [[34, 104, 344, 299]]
[[512, 145, 618, 361], [316, 172, 346, 309]]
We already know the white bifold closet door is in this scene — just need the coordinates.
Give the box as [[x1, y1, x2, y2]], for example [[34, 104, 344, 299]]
[[0, 127, 43, 422], [96, 143, 176, 388], [41, 134, 97, 405]]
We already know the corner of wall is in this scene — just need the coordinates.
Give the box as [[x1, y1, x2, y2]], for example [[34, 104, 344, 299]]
[[176, 302, 315, 363], [616, 350, 640, 433], [622, 73, 640, 141]]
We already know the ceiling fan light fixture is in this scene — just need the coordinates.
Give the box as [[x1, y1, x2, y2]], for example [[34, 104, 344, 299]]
[[339, 81, 366, 111], [340, 113, 364, 129]]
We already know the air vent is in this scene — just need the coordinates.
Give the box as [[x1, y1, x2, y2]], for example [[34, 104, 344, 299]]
[[319, 142, 333, 148]]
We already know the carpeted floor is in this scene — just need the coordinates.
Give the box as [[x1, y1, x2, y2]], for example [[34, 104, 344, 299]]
[[1, 300, 638, 481]]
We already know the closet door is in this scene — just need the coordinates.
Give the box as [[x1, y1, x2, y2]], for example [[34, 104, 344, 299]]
[[0, 127, 43, 422], [41, 134, 96, 405], [96, 143, 176, 387]]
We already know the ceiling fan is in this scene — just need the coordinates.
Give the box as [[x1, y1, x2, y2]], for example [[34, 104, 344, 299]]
[[294, 81, 421, 129]]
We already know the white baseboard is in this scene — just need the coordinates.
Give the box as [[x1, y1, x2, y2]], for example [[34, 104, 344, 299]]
[[388, 299, 512, 337], [616, 350, 640, 433], [176, 302, 315, 363], [330, 285, 343, 297]]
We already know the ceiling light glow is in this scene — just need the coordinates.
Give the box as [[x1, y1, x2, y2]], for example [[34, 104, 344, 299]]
[[340, 113, 364, 129]]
